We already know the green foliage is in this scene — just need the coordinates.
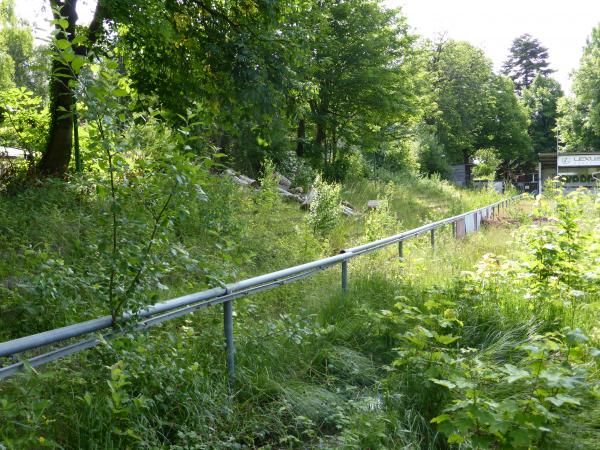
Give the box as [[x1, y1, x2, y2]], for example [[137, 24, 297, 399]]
[[364, 183, 398, 241], [473, 148, 501, 181], [521, 75, 563, 154], [0, 87, 48, 152], [0, 187, 597, 449], [557, 24, 600, 152], [70, 56, 210, 323], [431, 331, 595, 449], [416, 125, 452, 178], [296, 0, 427, 179], [307, 174, 342, 237], [256, 158, 280, 209], [428, 40, 531, 174], [0, 49, 14, 90]]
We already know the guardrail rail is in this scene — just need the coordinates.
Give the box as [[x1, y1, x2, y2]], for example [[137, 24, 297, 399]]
[[0, 194, 525, 381]]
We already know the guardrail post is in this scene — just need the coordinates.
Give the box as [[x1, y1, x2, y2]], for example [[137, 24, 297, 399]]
[[430, 228, 435, 250], [223, 300, 235, 382], [341, 260, 348, 293], [452, 221, 456, 238], [398, 240, 404, 260]]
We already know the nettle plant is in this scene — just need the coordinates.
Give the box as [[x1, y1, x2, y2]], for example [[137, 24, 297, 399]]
[[430, 329, 598, 449], [521, 187, 595, 323], [378, 296, 599, 449], [364, 182, 398, 242]]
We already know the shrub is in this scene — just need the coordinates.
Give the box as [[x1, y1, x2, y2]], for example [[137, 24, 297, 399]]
[[307, 174, 342, 237], [364, 182, 398, 241]]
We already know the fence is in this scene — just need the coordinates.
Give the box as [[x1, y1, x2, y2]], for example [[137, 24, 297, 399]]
[[0, 194, 525, 381]]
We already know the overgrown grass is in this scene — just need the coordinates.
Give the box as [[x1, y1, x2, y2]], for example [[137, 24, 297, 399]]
[[12, 174, 598, 449], [0, 171, 507, 340], [0, 180, 536, 449]]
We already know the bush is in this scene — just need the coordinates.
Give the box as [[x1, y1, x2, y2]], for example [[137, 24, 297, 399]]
[[363, 182, 398, 241], [307, 174, 342, 237]]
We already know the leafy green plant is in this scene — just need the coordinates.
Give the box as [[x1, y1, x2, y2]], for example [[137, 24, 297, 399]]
[[431, 330, 596, 449], [307, 174, 342, 237], [256, 157, 280, 209], [364, 182, 398, 241]]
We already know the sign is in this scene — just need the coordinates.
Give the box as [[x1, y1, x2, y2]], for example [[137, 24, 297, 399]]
[[557, 154, 600, 167]]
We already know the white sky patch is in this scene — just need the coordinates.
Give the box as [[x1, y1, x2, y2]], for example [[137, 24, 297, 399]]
[[15, 0, 600, 93], [14, 0, 95, 41], [386, 0, 600, 93]]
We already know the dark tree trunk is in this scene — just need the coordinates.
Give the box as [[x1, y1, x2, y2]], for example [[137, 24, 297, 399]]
[[39, 0, 105, 177], [296, 119, 305, 157], [38, 0, 79, 176]]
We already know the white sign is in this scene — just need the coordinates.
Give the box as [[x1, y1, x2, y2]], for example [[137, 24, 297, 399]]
[[558, 154, 600, 167]]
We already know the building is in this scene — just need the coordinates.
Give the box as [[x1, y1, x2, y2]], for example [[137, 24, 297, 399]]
[[538, 152, 600, 193]]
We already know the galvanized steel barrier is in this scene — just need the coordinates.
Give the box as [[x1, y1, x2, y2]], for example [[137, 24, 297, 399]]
[[0, 194, 525, 381]]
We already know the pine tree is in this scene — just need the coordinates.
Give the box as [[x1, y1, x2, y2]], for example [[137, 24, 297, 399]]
[[502, 34, 554, 93]]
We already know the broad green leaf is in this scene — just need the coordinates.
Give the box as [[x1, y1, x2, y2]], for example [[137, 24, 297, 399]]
[[546, 394, 581, 407], [430, 413, 451, 424], [566, 328, 589, 346], [503, 364, 530, 383], [435, 334, 459, 345], [56, 39, 71, 50], [447, 433, 465, 444], [430, 378, 456, 389], [71, 56, 86, 74]]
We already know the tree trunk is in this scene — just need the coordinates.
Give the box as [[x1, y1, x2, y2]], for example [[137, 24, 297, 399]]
[[38, 0, 79, 176], [38, 0, 105, 177], [296, 119, 305, 157]]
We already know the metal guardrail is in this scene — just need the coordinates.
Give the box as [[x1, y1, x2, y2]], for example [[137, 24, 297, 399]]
[[0, 194, 525, 381]]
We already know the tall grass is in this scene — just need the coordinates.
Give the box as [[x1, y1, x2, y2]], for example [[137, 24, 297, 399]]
[[0, 173, 538, 448]]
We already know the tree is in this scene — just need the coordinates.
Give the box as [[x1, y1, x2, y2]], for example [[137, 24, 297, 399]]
[[38, 0, 80, 175], [502, 34, 554, 93], [428, 41, 531, 182], [0, 50, 14, 90], [479, 75, 531, 175], [557, 24, 600, 152], [521, 75, 563, 154], [0, 0, 16, 90], [428, 40, 494, 181], [0, 1, 49, 99], [472, 147, 501, 180], [297, 0, 426, 179], [0, 0, 34, 89]]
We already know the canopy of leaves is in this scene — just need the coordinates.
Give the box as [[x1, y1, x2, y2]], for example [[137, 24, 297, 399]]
[[428, 40, 531, 175], [521, 75, 563, 154], [298, 0, 427, 179]]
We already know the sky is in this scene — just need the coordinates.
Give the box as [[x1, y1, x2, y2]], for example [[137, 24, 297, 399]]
[[15, 0, 600, 93]]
